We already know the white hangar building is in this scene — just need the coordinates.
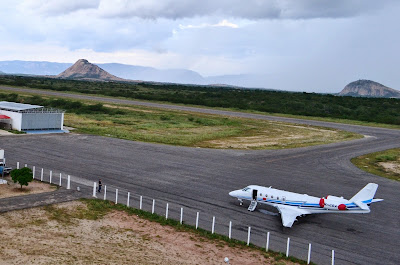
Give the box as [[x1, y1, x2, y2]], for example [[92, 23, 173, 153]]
[[0, 101, 65, 132]]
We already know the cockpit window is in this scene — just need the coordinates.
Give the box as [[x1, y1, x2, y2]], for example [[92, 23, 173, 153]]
[[242, 187, 251, 191]]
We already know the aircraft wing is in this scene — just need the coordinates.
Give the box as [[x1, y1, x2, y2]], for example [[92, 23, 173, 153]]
[[274, 205, 309, 228]]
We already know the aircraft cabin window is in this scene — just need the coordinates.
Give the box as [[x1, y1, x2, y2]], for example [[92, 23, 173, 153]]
[[260, 193, 262, 196], [283, 197, 286, 201], [271, 195, 274, 198], [277, 197, 279, 200]]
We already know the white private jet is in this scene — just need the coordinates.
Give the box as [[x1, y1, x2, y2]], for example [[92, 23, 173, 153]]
[[229, 183, 383, 228]]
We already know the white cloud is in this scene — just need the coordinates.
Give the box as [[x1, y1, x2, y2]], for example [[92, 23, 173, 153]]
[[179, 20, 239, 30]]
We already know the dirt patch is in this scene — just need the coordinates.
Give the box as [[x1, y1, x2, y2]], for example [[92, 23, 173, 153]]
[[0, 176, 56, 199], [0, 201, 296, 264], [378, 161, 400, 174]]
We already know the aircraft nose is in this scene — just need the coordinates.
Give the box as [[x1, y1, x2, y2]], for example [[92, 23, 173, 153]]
[[229, 190, 239, 197]]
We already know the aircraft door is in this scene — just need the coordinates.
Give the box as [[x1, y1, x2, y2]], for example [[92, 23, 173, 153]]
[[252, 189, 258, 200]]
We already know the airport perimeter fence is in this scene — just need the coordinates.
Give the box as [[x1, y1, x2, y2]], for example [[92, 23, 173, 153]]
[[16, 161, 358, 265]]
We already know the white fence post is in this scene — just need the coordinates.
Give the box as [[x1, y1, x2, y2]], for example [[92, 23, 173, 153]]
[[59, 173, 62, 186], [196, 212, 199, 229], [115, 189, 118, 204], [212, 216, 215, 234], [152, 199, 155, 214], [92, 182, 97, 197], [165, 203, 169, 219], [228, 221, 232, 239], [67, 175, 70, 189], [332, 250, 335, 265], [266, 232, 270, 251], [16, 162, 19, 169], [139, 196, 143, 210], [127, 192, 130, 207], [49, 170, 52, 184], [24, 164, 27, 168], [307, 243, 312, 264], [286, 237, 290, 257], [103, 185, 107, 200], [32, 166, 35, 179], [180, 208, 183, 224], [41, 168, 44, 181], [247, 227, 251, 246]]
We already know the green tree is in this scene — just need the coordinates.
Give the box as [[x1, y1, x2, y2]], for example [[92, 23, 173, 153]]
[[10, 167, 33, 189]]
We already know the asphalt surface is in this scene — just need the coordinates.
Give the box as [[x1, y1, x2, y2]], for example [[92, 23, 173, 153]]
[[1, 86, 400, 264]]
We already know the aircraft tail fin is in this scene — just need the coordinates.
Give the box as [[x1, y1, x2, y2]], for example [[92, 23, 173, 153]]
[[350, 183, 379, 203]]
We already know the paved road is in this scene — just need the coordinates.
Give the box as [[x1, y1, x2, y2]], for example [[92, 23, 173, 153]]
[[0, 86, 400, 264]]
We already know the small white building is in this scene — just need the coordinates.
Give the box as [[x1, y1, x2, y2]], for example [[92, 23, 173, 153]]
[[0, 101, 65, 131]]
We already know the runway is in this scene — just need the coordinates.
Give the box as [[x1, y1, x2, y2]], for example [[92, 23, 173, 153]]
[[0, 86, 399, 264]]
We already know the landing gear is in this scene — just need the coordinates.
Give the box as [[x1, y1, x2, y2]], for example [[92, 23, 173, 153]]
[[238, 199, 243, 206]]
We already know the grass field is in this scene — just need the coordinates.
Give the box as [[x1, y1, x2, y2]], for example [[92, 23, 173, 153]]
[[351, 148, 400, 181]]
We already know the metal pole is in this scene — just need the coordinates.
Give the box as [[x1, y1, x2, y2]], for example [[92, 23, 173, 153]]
[[180, 208, 183, 224], [332, 250, 335, 265], [286, 237, 290, 257], [266, 232, 270, 251], [41, 168, 44, 181], [228, 221, 232, 239], [103, 185, 107, 200], [32, 166, 35, 179], [67, 175, 70, 189], [196, 212, 199, 229], [92, 182, 97, 197], [307, 243, 312, 264], [59, 173, 62, 186], [127, 192, 130, 207], [115, 189, 118, 204], [49, 170, 52, 184], [212, 216, 215, 234], [165, 203, 169, 219], [139, 196, 143, 210], [247, 227, 251, 246], [24, 164, 27, 168], [17, 162, 19, 169], [152, 199, 155, 214]]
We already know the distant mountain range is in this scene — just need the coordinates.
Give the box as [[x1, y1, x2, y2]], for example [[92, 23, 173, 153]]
[[339, 80, 400, 98], [0, 60, 261, 88]]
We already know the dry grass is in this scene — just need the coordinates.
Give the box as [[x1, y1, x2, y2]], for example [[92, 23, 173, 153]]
[[0, 176, 56, 199]]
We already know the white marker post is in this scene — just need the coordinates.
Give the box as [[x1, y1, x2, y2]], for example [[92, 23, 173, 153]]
[[59, 173, 62, 186], [139, 196, 143, 210], [32, 166, 35, 179], [165, 203, 169, 219], [16, 162, 19, 169], [115, 189, 118, 204], [307, 243, 312, 264], [152, 199, 155, 214], [127, 192, 130, 207], [67, 175, 70, 189], [196, 212, 199, 229], [228, 221, 232, 239], [49, 170, 52, 184], [92, 182, 97, 197], [103, 185, 107, 200], [266, 232, 270, 251], [286, 237, 290, 257], [331, 250, 335, 265], [41, 168, 44, 181], [247, 227, 251, 246], [180, 208, 183, 224], [212, 216, 215, 234], [24, 164, 27, 168]]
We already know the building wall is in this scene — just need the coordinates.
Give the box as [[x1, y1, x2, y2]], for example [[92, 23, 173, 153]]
[[0, 110, 22, 130], [21, 112, 63, 130]]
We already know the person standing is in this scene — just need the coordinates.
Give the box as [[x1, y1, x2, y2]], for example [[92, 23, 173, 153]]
[[98, 179, 102, 193]]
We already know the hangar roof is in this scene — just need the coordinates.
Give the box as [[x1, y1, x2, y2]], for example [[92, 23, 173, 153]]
[[0, 101, 43, 111]]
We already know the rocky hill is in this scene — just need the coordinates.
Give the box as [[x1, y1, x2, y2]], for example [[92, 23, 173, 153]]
[[57, 59, 126, 82], [339, 80, 400, 98]]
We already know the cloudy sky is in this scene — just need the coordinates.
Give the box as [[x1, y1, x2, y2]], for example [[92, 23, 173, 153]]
[[0, 0, 399, 92]]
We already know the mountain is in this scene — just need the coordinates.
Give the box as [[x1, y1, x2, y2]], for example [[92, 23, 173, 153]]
[[339, 80, 400, 98], [57, 59, 126, 81], [0, 60, 71, 75], [0, 60, 268, 89]]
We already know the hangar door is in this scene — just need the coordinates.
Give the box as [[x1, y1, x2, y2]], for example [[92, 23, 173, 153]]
[[21, 113, 62, 130]]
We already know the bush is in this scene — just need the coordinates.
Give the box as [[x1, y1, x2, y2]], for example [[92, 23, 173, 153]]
[[10, 167, 33, 189], [375, 154, 397, 162]]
